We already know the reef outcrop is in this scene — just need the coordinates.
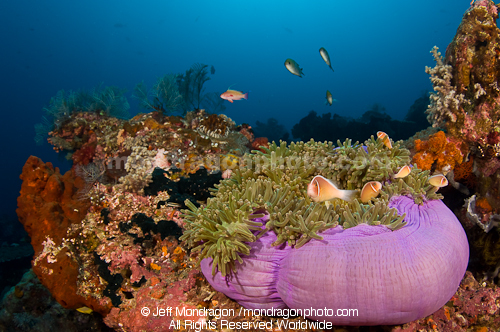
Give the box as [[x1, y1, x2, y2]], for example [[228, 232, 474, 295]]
[[16, 156, 109, 313], [424, 0, 500, 278]]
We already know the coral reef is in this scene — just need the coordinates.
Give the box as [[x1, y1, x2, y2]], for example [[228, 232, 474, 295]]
[[23, 4, 500, 326], [19, 101, 281, 330], [20, 108, 500, 329], [424, 0, 500, 175], [45, 107, 253, 184], [421, 0, 500, 281], [34, 85, 130, 145], [16, 156, 108, 313], [412, 130, 464, 174], [15, 155, 219, 330], [180, 137, 468, 325]]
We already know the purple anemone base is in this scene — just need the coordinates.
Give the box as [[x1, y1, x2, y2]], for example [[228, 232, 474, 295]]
[[201, 196, 469, 325]]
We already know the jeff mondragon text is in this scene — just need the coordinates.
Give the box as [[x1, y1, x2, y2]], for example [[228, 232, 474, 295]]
[[172, 319, 350, 330], [157, 306, 358, 319]]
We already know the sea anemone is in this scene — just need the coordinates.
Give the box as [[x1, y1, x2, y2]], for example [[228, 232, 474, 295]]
[[180, 137, 469, 325]]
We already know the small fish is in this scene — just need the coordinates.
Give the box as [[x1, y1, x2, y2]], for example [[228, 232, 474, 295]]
[[319, 47, 334, 72], [210, 65, 216, 75], [428, 174, 448, 188], [377, 131, 392, 149], [284, 58, 304, 77], [360, 181, 382, 203], [220, 89, 248, 103], [394, 165, 412, 179], [307, 175, 356, 202], [76, 306, 94, 314], [326, 90, 333, 106]]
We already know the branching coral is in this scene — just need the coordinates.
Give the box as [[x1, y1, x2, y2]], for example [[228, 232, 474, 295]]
[[177, 63, 212, 114], [425, 1, 500, 157], [88, 85, 130, 119], [134, 65, 225, 116], [134, 74, 183, 114], [201, 91, 227, 114], [34, 116, 53, 145], [425, 46, 466, 126], [35, 85, 130, 146]]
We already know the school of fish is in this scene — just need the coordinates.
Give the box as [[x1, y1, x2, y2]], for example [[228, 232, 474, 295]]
[[284, 47, 335, 105]]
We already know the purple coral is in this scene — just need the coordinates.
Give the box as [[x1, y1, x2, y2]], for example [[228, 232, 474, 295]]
[[201, 196, 469, 325]]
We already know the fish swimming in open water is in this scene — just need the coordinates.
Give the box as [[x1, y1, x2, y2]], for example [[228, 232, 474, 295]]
[[326, 90, 333, 106], [319, 47, 334, 72], [220, 89, 248, 103], [284, 58, 304, 77]]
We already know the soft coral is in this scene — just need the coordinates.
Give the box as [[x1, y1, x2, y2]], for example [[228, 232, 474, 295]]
[[412, 131, 463, 173]]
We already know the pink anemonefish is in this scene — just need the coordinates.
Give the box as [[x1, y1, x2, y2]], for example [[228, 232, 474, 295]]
[[428, 174, 448, 188], [377, 131, 392, 149], [307, 175, 356, 203], [360, 181, 383, 203], [394, 165, 412, 179]]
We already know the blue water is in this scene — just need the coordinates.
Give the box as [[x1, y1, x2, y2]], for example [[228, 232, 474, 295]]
[[1, 0, 469, 221]]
